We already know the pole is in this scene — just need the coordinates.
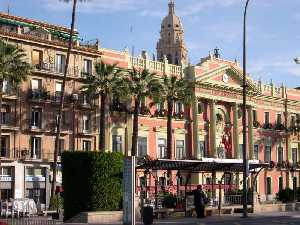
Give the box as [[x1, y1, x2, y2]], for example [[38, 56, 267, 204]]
[[242, 0, 251, 218]]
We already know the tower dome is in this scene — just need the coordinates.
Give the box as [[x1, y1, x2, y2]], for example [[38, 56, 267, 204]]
[[157, 0, 188, 65]]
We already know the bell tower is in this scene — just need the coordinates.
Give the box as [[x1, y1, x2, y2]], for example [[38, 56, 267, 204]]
[[156, 0, 188, 65]]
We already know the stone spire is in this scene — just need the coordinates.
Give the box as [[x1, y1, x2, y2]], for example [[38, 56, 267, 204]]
[[168, 0, 175, 15], [156, 0, 188, 65]]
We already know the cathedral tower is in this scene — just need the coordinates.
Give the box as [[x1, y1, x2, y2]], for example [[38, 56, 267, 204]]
[[156, 0, 188, 65]]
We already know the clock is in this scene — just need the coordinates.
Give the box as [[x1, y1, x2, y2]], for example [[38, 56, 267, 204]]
[[222, 73, 229, 83]]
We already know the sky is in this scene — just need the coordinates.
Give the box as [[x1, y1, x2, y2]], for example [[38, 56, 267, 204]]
[[1, 0, 300, 87]]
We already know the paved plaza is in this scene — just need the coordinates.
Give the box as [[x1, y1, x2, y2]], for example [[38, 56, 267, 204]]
[[63, 211, 300, 225]]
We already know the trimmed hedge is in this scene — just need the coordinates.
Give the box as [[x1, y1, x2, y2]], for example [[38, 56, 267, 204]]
[[62, 151, 123, 221]]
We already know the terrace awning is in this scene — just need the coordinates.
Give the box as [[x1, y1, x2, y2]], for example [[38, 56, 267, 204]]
[[136, 158, 269, 173]]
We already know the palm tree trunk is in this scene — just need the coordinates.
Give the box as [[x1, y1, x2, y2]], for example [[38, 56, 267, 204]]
[[131, 97, 140, 156], [99, 93, 106, 151], [51, 0, 77, 207], [0, 81, 3, 200], [167, 98, 173, 159]]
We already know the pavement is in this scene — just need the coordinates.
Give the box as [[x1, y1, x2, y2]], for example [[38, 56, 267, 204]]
[[62, 211, 300, 225]]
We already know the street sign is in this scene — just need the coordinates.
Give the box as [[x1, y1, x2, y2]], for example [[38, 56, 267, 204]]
[[123, 156, 136, 225]]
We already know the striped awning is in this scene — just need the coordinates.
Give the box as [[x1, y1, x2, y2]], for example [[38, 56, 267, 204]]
[[136, 158, 269, 173]]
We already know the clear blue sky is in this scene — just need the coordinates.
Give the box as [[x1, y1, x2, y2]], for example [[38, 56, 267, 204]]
[[2, 0, 300, 87]]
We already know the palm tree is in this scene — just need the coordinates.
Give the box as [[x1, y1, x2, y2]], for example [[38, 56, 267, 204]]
[[0, 39, 31, 197], [159, 75, 194, 159], [125, 68, 160, 156], [81, 61, 123, 151], [52, 0, 88, 205]]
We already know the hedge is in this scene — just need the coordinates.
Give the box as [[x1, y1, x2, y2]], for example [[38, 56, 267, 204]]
[[62, 151, 123, 221]]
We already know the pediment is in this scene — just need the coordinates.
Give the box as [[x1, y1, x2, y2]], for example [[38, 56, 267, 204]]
[[196, 64, 259, 94]]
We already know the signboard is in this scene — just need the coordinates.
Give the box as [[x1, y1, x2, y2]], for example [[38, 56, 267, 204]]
[[123, 156, 135, 225], [25, 176, 46, 182], [0, 176, 13, 181]]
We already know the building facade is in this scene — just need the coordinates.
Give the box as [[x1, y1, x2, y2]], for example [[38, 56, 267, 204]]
[[0, 1, 299, 208]]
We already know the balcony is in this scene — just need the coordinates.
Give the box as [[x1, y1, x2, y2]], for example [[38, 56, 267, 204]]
[[14, 148, 42, 160], [28, 89, 50, 102], [1, 114, 18, 130], [34, 62, 81, 78], [2, 85, 18, 98], [152, 109, 167, 118]]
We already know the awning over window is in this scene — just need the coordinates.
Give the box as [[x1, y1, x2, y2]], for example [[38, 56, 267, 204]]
[[136, 158, 269, 173]]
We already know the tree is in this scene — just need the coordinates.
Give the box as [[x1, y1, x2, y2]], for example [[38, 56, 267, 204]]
[[124, 68, 160, 156], [52, 0, 88, 207], [0, 39, 31, 197], [81, 61, 123, 151], [159, 75, 194, 159]]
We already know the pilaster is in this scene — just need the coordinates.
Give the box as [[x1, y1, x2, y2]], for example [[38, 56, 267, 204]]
[[232, 103, 239, 158], [248, 105, 254, 160], [209, 100, 216, 158]]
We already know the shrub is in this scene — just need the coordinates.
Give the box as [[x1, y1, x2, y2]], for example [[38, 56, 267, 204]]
[[62, 151, 123, 221], [276, 188, 294, 203]]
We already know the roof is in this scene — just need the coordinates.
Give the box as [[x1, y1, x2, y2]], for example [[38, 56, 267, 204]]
[[0, 12, 78, 34], [137, 158, 269, 173]]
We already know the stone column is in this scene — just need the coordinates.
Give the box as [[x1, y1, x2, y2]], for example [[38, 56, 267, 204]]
[[248, 105, 254, 160], [232, 103, 239, 158], [209, 100, 216, 158]]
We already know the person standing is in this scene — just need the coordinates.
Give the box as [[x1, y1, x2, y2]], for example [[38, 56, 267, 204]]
[[193, 185, 207, 218]]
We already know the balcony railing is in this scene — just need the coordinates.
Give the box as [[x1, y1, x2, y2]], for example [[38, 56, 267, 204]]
[[28, 90, 50, 101], [1, 114, 16, 127], [14, 148, 42, 160], [34, 63, 81, 77]]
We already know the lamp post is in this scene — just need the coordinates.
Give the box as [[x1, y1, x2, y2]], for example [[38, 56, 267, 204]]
[[242, 0, 251, 218], [290, 167, 296, 202]]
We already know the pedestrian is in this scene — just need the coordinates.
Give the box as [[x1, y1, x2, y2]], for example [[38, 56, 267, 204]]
[[193, 185, 207, 218]]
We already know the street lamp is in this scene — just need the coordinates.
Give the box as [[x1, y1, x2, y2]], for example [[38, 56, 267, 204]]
[[290, 167, 296, 202], [242, 0, 251, 218]]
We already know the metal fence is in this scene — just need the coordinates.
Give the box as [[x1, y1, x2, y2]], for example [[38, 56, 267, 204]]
[[0, 217, 59, 225]]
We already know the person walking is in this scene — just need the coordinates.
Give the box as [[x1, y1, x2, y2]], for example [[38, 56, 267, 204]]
[[193, 185, 207, 218]]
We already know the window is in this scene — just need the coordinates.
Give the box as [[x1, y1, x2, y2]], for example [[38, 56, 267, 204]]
[[265, 145, 271, 162], [199, 140, 206, 158], [175, 102, 184, 114], [176, 140, 185, 159], [197, 102, 203, 114], [31, 79, 42, 91], [26, 188, 46, 204], [0, 136, 9, 158], [158, 138, 167, 159], [55, 82, 62, 101], [83, 59, 92, 74], [1, 189, 12, 201], [55, 139, 64, 156], [31, 108, 42, 128], [30, 137, 41, 159], [32, 50, 43, 67], [266, 177, 272, 195], [82, 114, 90, 132], [156, 103, 163, 112], [0, 167, 12, 176], [291, 115, 296, 127], [239, 144, 244, 159], [276, 113, 282, 124], [112, 135, 122, 152], [292, 148, 298, 165], [137, 137, 147, 157], [279, 177, 283, 192], [277, 146, 283, 163], [56, 54, 66, 73], [252, 110, 257, 122], [254, 144, 259, 160], [82, 140, 91, 151], [1, 105, 10, 125], [264, 112, 270, 124]]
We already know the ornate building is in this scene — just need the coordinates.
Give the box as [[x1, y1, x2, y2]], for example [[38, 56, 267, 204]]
[[156, 0, 188, 65], [0, 0, 299, 210]]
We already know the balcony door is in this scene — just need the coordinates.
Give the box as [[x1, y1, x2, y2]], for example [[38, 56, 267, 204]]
[[56, 54, 66, 73], [32, 50, 43, 68], [1, 136, 9, 158], [30, 137, 41, 159]]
